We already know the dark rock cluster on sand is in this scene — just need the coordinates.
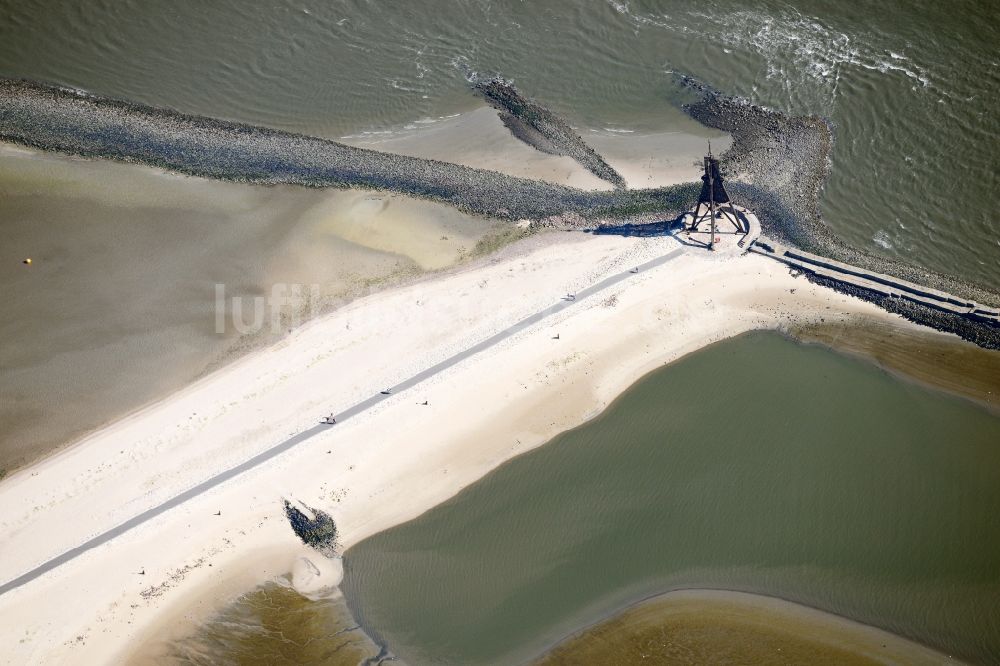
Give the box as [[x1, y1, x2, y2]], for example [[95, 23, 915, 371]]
[[283, 499, 339, 557], [473, 76, 627, 190]]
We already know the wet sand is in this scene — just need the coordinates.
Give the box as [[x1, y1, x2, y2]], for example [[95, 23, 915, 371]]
[[2, 104, 994, 666], [128, 578, 379, 665], [788, 317, 1000, 413], [536, 589, 956, 665], [0, 78, 695, 223], [152, 580, 961, 666], [0, 225, 924, 664], [143, 322, 1000, 666]]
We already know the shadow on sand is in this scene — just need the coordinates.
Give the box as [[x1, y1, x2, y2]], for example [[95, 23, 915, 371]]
[[585, 216, 707, 249], [585, 218, 684, 238]]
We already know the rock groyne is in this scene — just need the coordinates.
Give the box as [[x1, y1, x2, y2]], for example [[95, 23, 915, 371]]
[[473, 76, 627, 189], [0, 78, 682, 223], [3, 75, 998, 349], [283, 499, 340, 558]]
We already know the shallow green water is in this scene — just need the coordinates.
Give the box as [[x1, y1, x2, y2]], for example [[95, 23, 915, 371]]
[[2, 0, 997, 289], [343, 331, 1000, 665]]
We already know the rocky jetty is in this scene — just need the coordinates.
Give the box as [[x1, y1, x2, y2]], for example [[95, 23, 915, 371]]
[[0, 78, 681, 224], [805, 273, 1000, 350], [473, 76, 627, 190]]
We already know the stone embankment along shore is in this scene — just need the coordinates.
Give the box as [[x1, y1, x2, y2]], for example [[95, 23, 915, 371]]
[[751, 239, 1000, 324]]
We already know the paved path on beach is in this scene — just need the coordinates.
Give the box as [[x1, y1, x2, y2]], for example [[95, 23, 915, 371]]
[[0, 246, 686, 597]]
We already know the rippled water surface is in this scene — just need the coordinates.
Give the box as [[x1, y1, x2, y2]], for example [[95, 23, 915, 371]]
[[2, 0, 996, 287]]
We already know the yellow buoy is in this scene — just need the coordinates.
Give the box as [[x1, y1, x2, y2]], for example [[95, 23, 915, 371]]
[[23, 258, 32, 265]]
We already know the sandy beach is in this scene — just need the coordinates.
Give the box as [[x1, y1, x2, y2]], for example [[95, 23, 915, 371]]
[[0, 223, 918, 664], [0, 141, 506, 473]]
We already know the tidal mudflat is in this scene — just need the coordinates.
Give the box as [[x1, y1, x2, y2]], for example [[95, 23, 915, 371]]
[[129, 581, 380, 666]]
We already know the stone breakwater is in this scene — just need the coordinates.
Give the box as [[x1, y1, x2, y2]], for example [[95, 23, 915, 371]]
[[679, 76, 999, 347], [283, 500, 340, 558], [0, 78, 685, 223], [807, 273, 1000, 350], [680, 75, 1000, 310], [473, 76, 627, 190]]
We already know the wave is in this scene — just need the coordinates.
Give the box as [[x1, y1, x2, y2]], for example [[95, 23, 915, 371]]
[[608, 3, 934, 111]]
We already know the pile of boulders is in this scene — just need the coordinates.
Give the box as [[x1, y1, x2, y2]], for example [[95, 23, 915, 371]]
[[283, 499, 339, 558]]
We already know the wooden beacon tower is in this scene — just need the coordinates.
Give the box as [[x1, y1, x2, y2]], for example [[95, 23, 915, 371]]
[[688, 145, 746, 250]]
